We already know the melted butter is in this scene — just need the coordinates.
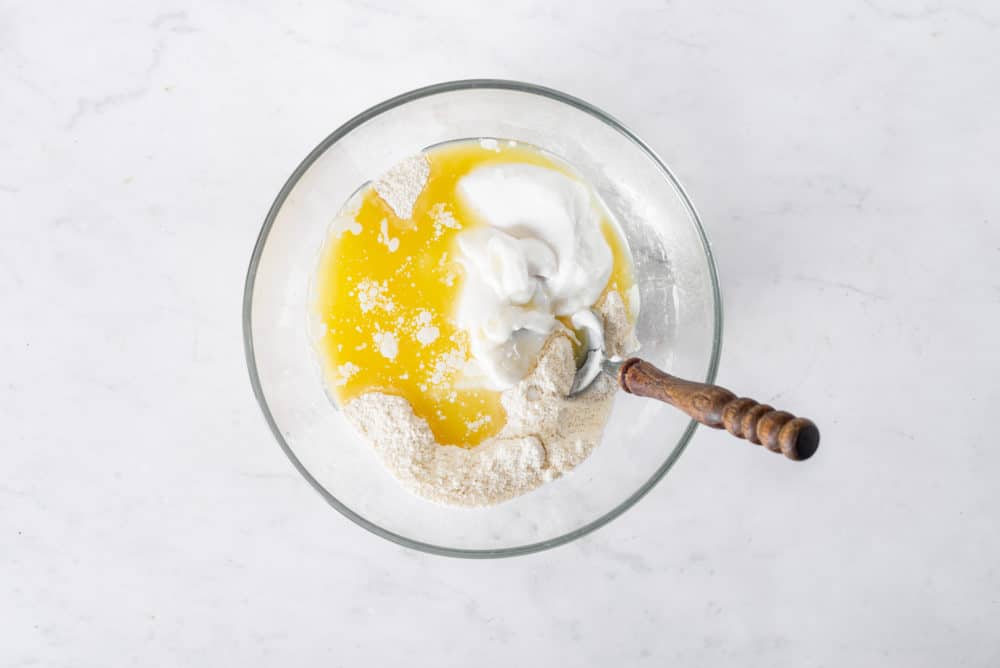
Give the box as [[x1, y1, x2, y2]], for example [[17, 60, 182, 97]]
[[313, 140, 635, 447]]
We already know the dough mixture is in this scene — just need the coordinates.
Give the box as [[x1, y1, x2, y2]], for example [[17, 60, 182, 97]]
[[311, 139, 639, 506]]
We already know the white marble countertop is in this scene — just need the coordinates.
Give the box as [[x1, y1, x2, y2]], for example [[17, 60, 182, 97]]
[[4, 1, 999, 665]]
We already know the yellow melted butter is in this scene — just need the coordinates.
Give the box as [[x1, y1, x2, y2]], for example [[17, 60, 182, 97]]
[[313, 140, 635, 447]]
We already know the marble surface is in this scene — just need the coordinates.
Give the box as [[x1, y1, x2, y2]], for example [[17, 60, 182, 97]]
[[3, 1, 999, 665]]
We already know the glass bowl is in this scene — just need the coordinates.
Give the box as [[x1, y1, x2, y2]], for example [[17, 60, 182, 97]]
[[243, 80, 721, 557]]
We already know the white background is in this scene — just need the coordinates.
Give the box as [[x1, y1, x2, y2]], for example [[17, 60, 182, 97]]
[[4, 1, 999, 665]]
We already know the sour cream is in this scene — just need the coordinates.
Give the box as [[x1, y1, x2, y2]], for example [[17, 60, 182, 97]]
[[454, 163, 614, 390]]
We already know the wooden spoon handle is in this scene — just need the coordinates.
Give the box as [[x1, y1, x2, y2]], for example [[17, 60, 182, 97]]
[[617, 358, 819, 461]]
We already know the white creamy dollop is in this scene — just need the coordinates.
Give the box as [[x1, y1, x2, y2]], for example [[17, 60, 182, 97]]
[[453, 163, 613, 390]]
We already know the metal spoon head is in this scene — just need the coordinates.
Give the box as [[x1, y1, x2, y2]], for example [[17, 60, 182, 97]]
[[568, 309, 622, 397], [569, 346, 605, 396]]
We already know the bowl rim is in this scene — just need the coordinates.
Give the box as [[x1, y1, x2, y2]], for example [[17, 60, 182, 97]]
[[243, 79, 723, 558]]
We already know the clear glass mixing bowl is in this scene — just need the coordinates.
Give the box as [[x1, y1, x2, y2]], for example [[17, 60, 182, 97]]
[[243, 80, 722, 557]]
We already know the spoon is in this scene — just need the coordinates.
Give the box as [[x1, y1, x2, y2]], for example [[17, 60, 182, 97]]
[[569, 312, 820, 461]]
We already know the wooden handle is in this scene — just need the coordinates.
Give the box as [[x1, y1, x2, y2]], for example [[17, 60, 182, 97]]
[[618, 358, 819, 461]]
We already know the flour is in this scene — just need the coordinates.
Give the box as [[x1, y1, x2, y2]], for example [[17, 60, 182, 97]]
[[373, 155, 430, 220], [377, 218, 400, 252], [354, 279, 393, 314], [429, 203, 461, 238], [343, 292, 634, 506], [415, 324, 440, 346], [373, 331, 399, 360]]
